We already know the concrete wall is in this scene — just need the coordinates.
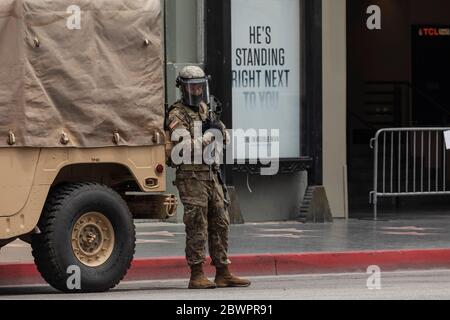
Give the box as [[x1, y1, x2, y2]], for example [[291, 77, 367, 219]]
[[232, 171, 308, 222], [164, 0, 203, 222], [322, 0, 348, 218]]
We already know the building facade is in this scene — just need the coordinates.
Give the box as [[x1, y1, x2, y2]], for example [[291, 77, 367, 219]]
[[165, 0, 450, 222]]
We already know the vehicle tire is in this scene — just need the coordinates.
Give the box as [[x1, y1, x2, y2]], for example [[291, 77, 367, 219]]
[[31, 183, 135, 293]]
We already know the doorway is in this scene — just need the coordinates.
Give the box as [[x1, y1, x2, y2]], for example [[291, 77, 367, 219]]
[[346, 1, 450, 218]]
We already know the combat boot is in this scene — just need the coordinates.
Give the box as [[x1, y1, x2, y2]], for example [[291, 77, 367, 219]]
[[215, 265, 251, 288], [188, 264, 216, 289]]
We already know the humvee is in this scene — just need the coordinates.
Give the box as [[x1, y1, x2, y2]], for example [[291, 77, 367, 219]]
[[0, 0, 176, 292]]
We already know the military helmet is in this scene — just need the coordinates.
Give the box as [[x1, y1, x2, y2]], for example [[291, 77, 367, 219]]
[[178, 66, 206, 79], [176, 66, 210, 108]]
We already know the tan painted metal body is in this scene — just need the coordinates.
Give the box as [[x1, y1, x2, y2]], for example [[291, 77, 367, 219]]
[[0, 145, 167, 240]]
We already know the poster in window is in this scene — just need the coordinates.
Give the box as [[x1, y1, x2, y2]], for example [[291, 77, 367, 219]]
[[231, 0, 301, 160]]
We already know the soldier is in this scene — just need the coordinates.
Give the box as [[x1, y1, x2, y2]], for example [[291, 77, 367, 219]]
[[167, 66, 251, 289]]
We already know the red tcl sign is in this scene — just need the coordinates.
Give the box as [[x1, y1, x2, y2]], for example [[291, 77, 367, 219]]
[[419, 27, 450, 37]]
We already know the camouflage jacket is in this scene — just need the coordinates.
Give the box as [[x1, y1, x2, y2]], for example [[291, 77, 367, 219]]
[[167, 100, 226, 172]]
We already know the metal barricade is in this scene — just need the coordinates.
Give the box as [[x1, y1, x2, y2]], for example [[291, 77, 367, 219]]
[[370, 128, 450, 220]]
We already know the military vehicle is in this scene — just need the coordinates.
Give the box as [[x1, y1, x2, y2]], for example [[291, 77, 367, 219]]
[[0, 0, 176, 292]]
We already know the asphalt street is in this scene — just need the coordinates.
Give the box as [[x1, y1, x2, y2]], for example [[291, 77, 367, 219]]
[[1, 269, 450, 300]]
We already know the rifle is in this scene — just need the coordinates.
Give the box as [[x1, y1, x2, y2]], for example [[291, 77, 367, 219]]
[[205, 96, 230, 208], [217, 168, 230, 208], [208, 95, 223, 122]]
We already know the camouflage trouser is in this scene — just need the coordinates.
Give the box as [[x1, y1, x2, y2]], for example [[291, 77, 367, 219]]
[[174, 170, 230, 267]]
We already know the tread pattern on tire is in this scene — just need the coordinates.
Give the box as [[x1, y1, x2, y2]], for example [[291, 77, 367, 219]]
[[31, 182, 135, 293]]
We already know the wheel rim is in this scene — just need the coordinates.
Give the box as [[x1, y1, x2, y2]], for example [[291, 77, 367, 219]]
[[71, 212, 115, 267]]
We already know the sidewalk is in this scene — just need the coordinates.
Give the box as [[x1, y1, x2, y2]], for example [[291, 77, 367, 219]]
[[2, 215, 450, 286]]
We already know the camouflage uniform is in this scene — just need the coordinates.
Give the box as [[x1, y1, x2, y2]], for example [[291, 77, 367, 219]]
[[168, 100, 230, 267]]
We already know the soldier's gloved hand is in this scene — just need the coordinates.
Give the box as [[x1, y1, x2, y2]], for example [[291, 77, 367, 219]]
[[203, 131, 229, 147], [202, 120, 222, 134], [202, 131, 215, 146]]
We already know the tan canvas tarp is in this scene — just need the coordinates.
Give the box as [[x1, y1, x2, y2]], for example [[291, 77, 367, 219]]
[[0, 0, 164, 147]]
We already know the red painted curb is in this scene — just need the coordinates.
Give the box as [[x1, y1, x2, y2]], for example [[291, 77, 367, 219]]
[[1, 249, 450, 286], [274, 249, 450, 274]]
